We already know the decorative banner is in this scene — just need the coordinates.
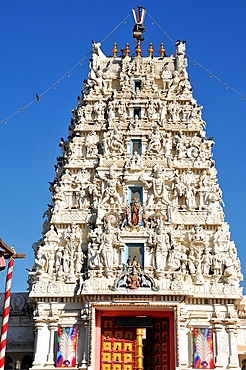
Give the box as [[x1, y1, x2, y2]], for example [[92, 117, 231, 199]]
[[0, 251, 6, 270], [194, 328, 214, 369], [56, 327, 77, 367]]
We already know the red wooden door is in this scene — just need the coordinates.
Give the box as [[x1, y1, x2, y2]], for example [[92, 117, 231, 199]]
[[145, 318, 170, 370]]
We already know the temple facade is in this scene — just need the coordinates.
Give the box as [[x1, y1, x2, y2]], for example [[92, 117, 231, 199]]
[[25, 11, 245, 370]]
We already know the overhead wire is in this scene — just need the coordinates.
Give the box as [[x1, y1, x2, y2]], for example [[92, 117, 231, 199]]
[[1, 10, 245, 125], [147, 11, 245, 101], [0, 13, 131, 125]]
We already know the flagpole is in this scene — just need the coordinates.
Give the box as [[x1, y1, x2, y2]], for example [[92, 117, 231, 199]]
[[0, 257, 14, 370], [0, 238, 25, 370]]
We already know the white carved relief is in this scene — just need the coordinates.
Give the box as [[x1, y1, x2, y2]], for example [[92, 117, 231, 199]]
[[29, 38, 242, 296]]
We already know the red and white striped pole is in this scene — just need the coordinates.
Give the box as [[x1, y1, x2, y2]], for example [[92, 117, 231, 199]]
[[0, 258, 14, 370]]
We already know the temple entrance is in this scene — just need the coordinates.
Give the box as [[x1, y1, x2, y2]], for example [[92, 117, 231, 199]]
[[100, 315, 174, 370]]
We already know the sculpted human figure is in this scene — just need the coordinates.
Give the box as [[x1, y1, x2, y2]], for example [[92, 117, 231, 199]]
[[167, 243, 181, 271], [44, 225, 59, 249], [170, 172, 185, 207], [211, 245, 223, 277], [185, 182, 196, 210], [55, 246, 63, 273], [160, 101, 167, 124], [174, 131, 186, 159], [169, 100, 181, 123], [187, 248, 196, 275], [52, 186, 68, 212], [86, 41, 107, 91], [107, 100, 115, 125], [168, 70, 180, 95], [64, 223, 82, 251], [47, 249, 55, 275], [117, 101, 128, 120], [146, 126, 162, 153], [85, 131, 99, 156], [181, 169, 197, 209], [88, 181, 101, 207], [163, 131, 172, 157], [92, 41, 106, 66], [63, 248, 70, 274], [147, 100, 159, 120], [99, 221, 115, 271], [161, 65, 172, 90], [93, 100, 105, 121], [153, 226, 169, 271], [100, 165, 121, 205], [142, 165, 170, 207], [34, 250, 46, 274], [75, 246, 84, 274], [189, 224, 206, 244], [201, 249, 212, 276], [110, 127, 126, 153]]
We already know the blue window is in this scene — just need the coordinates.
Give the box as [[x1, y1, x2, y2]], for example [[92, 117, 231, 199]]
[[126, 243, 144, 267], [128, 187, 143, 203], [130, 139, 142, 155], [134, 80, 142, 91], [133, 107, 141, 118]]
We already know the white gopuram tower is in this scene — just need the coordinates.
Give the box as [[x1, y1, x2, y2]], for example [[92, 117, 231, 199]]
[[28, 8, 244, 370]]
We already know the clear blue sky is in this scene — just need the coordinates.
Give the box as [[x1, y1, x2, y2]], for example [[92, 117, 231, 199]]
[[0, 1, 246, 293]]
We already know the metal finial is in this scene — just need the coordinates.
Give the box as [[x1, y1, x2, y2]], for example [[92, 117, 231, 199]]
[[125, 43, 130, 57], [112, 42, 118, 58], [148, 42, 154, 57], [159, 43, 166, 58], [135, 40, 142, 58]]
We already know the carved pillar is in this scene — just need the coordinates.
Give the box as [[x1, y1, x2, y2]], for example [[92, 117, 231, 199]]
[[188, 329, 194, 368], [226, 322, 239, 368], [179, 322, 188, 367], [80, 301, 90, 370], [80, 320, 89, 369], [32, 321, 46, 367], [45, 321, 58, 367], [211, 321, 224, 368], [179, 306, 189, 368]]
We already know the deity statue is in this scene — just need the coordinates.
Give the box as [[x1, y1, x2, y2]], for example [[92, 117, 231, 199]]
[[100, 165, 122, 205], [152, 226, 169, 272], [85, 131, 99, 156], [34, 250, 46, 274], [141, 165, 170, 207], [146, 126, 162, 153], [99, 221, 115, 275]]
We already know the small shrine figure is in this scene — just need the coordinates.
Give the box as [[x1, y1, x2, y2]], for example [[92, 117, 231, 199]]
[[127, 274, 140, 289], [130, 197, 141, 227]]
